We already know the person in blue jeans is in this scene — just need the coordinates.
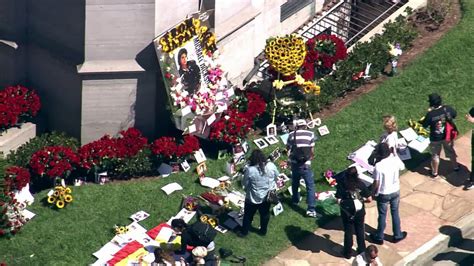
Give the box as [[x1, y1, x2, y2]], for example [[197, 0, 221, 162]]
[[287, 119, 319, 218], [370, 143, 407, 244]]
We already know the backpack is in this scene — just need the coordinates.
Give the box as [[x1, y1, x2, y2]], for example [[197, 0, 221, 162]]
[[290, 130, 313, 163], [189, 221, 217, 246]]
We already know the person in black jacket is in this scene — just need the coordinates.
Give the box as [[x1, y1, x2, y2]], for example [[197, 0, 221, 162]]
[[421, 93, 459, 177], [335, 166, 372, 259]]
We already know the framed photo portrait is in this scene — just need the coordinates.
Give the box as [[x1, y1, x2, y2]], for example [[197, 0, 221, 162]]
[[318, 125, 330, 136], [180, 160, 191, 172], [264, 135, 279, 145], [254, 138, 268, 149], [196, 162, 207, 176], [266, 124, 277, 137]]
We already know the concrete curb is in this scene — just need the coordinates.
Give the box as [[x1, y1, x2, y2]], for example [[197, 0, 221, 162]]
[[394, 211, 474, 266]]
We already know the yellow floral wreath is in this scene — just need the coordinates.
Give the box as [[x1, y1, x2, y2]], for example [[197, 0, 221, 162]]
[[265, 34, 306, 76]]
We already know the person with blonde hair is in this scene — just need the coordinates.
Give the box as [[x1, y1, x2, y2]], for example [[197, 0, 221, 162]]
[[380, 115, 399, 155]]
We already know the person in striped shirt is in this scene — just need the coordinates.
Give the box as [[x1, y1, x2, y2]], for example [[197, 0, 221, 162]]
[[286, 119, 320, 218]]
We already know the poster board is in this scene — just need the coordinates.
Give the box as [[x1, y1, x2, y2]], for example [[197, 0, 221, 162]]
[[153, 12, 233, 137]]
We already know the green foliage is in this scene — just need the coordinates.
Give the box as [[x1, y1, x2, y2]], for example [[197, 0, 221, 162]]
[[112, 148, 153, 179], [6, 132, 80, 168], [307, 13, 417, 113]]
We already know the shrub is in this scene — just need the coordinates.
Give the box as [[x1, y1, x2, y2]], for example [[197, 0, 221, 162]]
[[112, 148, 153, 178], [7, 132, 79, 168]]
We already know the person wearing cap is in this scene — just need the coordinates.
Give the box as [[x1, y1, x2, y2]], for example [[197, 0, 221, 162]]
[[422, 93, 459, 177], [464, 107, 474, 190], [286, 119, 319, 218]]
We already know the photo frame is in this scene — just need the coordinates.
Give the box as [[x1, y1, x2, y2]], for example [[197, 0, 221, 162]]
[[269, 148, 281, 161], [241, 141, 249, 153], [180, 160, 191, 172], [277, 173, 290, 182], [194, 148, 207, 164], [196, 162, 207, 176], [170, 162, 180, 173], [253, 138, 268, 149], [273, 202, 284, 216], [264, 135, 279, 145], [318, 125, 330, 136], [266, 124, 277, 137]]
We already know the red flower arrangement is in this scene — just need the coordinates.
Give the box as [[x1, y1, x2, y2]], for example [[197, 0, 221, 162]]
[[0, 190, 27, 238], [4, 166, 31, 191], [209, 91, 266, 144], [115, 128, 149, 158], [151, 135, 200, 160], [78, 135, 118, 170], [0, 85, 41, 130], [78, 128, 148, 171], [302, 34, 347, 80], [29, 146, 80, 179]]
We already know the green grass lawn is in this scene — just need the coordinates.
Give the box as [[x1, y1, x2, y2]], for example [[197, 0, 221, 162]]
[[2, 1, 474, 265]]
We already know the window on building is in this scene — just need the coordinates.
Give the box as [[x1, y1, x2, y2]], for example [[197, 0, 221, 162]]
[[280, 0, 313, 22]]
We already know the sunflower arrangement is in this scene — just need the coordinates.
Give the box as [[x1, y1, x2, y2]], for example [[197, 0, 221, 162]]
[[199, 214, 218, 228], [114, 225, 129, 235], [408, 118, 429, 137], [47, 186, 73, 209], [265, 34, 306, 76]]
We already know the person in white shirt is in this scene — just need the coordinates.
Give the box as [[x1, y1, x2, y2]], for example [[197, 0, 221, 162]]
[[369, 143, 407, 245], [352, 245, 383, 266]]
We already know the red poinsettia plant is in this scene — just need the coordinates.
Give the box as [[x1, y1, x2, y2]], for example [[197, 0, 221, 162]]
[[151, 135, 200, 160], [302, 34, 347, 80], [209, 91, 266, 144], [0, 85, 41, 130], [78, 128, 149, 172], [29, 146, 80, 179], [4, 166, 31, 191]]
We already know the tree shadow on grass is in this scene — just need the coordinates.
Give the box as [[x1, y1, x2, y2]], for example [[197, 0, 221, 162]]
[[284, 225, 345, 258]]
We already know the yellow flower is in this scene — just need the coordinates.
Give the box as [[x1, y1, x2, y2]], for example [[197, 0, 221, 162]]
[[64, 195, 73, 203], [47, 196, 55, 204], [200, 215, 208, 223], [65, 187, 72, 194], [53, 191, 60, 197], [208, 218, 217, 228], [272, 80, 286, 90], [56, 200, 65, 209]]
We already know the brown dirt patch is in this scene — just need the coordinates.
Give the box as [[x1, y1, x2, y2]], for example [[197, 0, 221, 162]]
[[316, 0, 462, 120]]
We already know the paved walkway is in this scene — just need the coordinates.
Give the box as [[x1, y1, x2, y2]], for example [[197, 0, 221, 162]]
[[264, 131, 473, 266]]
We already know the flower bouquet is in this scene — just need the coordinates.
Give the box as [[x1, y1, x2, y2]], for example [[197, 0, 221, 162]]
[[29, 146, 80, 180], [0, 191, 27, 237], [47, 186, 73, 209], [265, 34, 306, 76], [323, 169, 337, 187], [0, 85, 41, 131], [4, 166, 30, 191], [114, 224, 129, 235], [151, 135, 200, 161], [302, 34, 347, 80]]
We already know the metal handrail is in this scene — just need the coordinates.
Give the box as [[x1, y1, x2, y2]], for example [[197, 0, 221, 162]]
[[345, 1, 401, 45]]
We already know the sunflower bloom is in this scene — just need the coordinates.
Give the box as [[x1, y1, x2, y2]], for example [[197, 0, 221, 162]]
[[64, 195, 73, 203], [47, 196, 55, 203], [56, 200, 65, 208]]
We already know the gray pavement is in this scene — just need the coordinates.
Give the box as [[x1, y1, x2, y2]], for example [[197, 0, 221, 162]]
[[264, 131, 473, 266]]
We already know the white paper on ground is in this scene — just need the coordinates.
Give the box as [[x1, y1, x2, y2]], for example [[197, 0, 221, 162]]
[[408, 137, 430, 153], [14, 183, 34, 205], [93, 242, 121, 259], [22, 209, 36, 220], [273, 202, 284, 216], [315, 191, 336, 201], [200, 177, 220, 188], [161, 182, 183, 195], [226, 191, 245, 208], [130, 211, 150, 222], [156, 227, 174, 242], [171, 208, 196, 224], [399, 128, 419, 142]]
